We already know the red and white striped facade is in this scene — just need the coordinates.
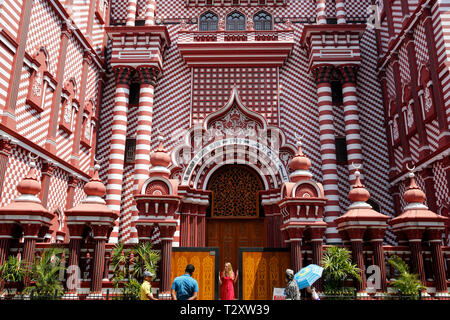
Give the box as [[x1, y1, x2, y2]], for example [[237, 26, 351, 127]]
[[0, 0, 449, 295]]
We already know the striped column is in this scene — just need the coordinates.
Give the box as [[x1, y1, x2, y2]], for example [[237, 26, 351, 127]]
[[159, 225, 176, 292], [66, 175, 80, 210], [316, 0, 327, 24], [129, 67, 158, 243], [313, 65, 340, 244], [0, 238, 11, 293], [126, 0, 137, 26], [350, 240, 367, 292], [335, 0, 346, 24], [290, 240, 302, 273], [180, 205, 189, 247], [339, 65, 363, 185], [273, 211, 283, 248], [106, 67, 132, 244], [91, 238, 106, 294], [190, 210, 196, 247], [145, 0, 157, 26], [371, 239, 387, 292]]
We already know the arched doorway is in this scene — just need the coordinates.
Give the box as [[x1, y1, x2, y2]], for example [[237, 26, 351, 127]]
[[206, 164, 266, 299]]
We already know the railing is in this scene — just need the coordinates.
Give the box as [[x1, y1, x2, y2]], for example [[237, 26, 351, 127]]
[[178, 30, 294, 43]]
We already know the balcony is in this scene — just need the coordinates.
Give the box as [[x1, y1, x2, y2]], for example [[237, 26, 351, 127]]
[[177, 29, 294, 67]]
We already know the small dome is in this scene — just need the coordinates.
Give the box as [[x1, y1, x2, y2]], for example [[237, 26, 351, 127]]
[[17, 160, 41, 196], [403, 171, 426, 204], [84, 164, 106, 197], [289, 140, 311, 171], [348, 170, 370, 203]]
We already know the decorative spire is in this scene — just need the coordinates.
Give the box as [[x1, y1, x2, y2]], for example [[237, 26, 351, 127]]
[[83, 161, 106, 203], [288, 136, 312, 181], [149, 130, 171, 178], [403, 164, 427, 208], [348, 165, 371, 204], [16, 153, 42, 203]]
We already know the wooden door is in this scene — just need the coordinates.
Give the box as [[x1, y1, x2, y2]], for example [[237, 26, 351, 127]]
[[206, 218, 265, 299], [171, 248, 219, 300], [240, 249, 291, 300]]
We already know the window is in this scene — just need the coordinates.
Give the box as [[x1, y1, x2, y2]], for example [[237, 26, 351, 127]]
[[26, 48, 49, 113], [335, 137, 348, 164], [125, 138, 136, 163], [226, 11, 245, 31], [326, 18, 337, 24], [254, 11, 272, 31], [129, 83, 140, 105], [331, 81, 343, 104], [59, 79, 78, 134], [135, 19, 145, 26], [199, 11, 219, 31]]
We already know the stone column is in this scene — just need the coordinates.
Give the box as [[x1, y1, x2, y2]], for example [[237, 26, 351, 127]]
[[311, 228, 324, 291], [197, 204, 206, 247], [180, 204, 189, 247], [428, 229, 447, 293], [158, 224, 176, 292], [421, 168, 438, 213], [0, 224, 15, 293], [106, 67, 132, 243], [339, 65, 363, 184], [405, 230, 426, 285], [40, 161, 56, 209], [66, 175, 80, 210], [22, 224, 41, 287], [291, 240, 303, 273], [370, 237, 387, 292], [45, 22, 72, 153], [66, 224, 84, 294], [350, 239, 367, 292], [313, 65, 340, 244], [89, 225, 109, 297]]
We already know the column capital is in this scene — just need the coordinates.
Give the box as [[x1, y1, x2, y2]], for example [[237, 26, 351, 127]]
[[158, 224, 177, 240], [339, 65, 359, 84], [426, 228, 444, 241], [41, 160, 57, 176], [91, 224, 111, 240], [312, 65, 335, 84], [113, 67, 133, 85], [136, 66, 159, 86], [405, 228, 424, 241], [68, 174, 81, 187]]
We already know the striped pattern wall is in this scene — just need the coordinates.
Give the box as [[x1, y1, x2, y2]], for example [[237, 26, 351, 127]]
[[72, 0, 90, 35], [432, 160, 449, 209], [432, 0, 450, 123], [414, 22, 429, 65], [398, 43, 411, 83], [92, 16, 106, 56], [97, 0, 397, 244], [24, 0, 62, 76], [357, 29, 397, 244], [0, 0, 22, 40], [15, 66, 52, 147], [73, 179, 87, 207], [0, 44, 14, 115], [47, 167, 69, 213], [408, 0, 419, 13], [379, 18, 389, 55], [391, 0, 403, 36]]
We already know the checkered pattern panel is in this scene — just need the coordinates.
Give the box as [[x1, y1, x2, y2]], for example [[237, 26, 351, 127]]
[[64, 37, 84, 98], [398, 44, 410, 83], [425, 119, 440, 153], [110, 0, 128, 24], [344, 0, 370, 19], [79, 145, 92, 175], [136, 0, 147, 19], [118, 164, 135, 242], [385, 63, 396, 98], [432, 160, 449, 208], [414, 172, 428, 207], [0, 44, 13, 115], [25, 0, 62, 76], [192, 67, 279, 126], [72, 0, 90, 35], [409, 133, 420, 164], [414, 23, 429, 65], [1, 147, 43, 207], [73, 180, 87, 207], [92, 16, 106, 56], [15, 66, 52, 148], [47, 168, 69, 213], [326, 0, 337, 18]]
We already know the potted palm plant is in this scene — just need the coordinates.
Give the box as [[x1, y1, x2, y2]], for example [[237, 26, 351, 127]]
[[0, 255, 26, 299], [387, 255, 425, 300], [24, 247, 66, 300], [321, 246, 361, 299], [111, 242, 160, 300]]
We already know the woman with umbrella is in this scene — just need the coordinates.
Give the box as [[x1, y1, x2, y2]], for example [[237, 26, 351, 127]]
[[294, 264, 323, 300], [284, 269, 300, 300]]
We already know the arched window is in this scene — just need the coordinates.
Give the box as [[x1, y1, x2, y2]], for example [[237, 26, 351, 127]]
[[199, 11, 219, 31], [226, 11, 245, 31], [253, 11, 272, 31]]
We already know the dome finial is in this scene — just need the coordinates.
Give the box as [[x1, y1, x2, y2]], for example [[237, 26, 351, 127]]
[[16, 152, 41, 199], [288, 134, 312, 181], [403, 162, 426, 205], [83, 156, 106, 200], [348, 163, 370, 203]]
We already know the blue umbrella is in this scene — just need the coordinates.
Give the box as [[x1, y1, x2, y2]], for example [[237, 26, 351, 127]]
[[293, 264, 323, 290]]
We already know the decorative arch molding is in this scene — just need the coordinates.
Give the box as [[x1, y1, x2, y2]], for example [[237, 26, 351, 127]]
[[141, 176, 174, 195], [292, 180, 323, 198], [170, 87, 296, 190]]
